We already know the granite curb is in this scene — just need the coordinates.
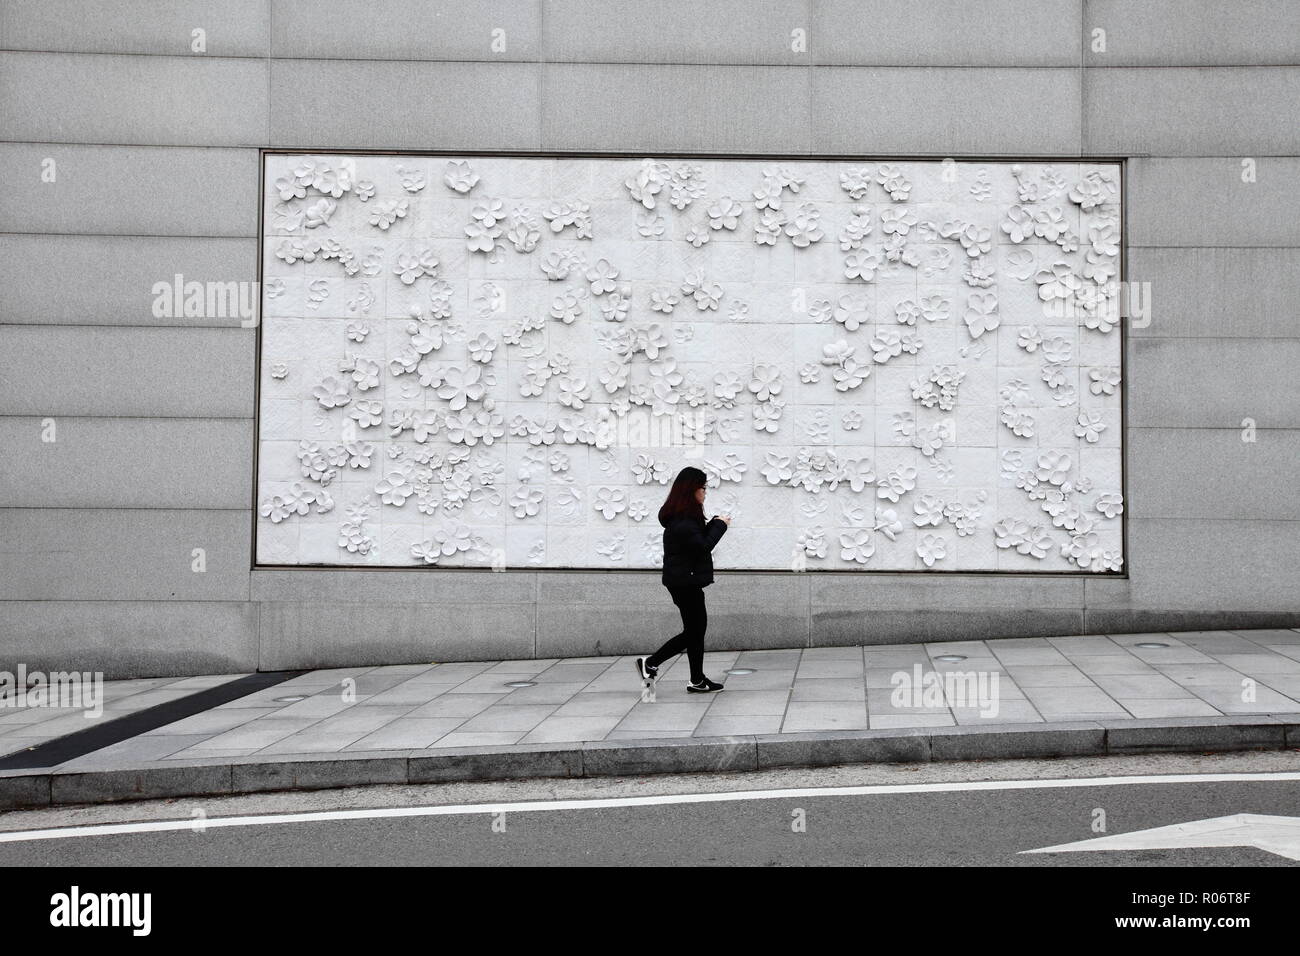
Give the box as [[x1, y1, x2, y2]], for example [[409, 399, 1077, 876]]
[[2, 716, 1297, 810]]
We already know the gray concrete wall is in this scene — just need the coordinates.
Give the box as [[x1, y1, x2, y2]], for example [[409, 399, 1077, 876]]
[[2, 0, 1297, 677]]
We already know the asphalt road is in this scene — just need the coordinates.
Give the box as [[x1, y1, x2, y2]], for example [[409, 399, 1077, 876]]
[[1, 751, 1297, 867]]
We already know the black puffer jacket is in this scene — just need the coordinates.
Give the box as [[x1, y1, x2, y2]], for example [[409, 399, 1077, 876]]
[[660, 514, 728, 588]]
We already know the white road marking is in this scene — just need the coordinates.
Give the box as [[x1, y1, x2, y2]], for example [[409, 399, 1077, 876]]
[[1022, 813, 1300, 861], [0, 771, 1297, 845]]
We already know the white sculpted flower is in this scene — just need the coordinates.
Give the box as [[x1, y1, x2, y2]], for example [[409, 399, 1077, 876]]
[[1042, 334, 1073, 364], [1069, 171, 1116, 209], [1017, 326, 1043, 352], [464, 220, 499, 253], [551, 287, 586, 324], [793, 526, 825, 559], [650, 289, 679, 313], [259, 495, 291, 523], [1089, 222, 1120, 258], [395, 163, 426, 193], [1035, 451, 1072, 486], [509, 487, 544, 518], [917, 533, 947, 567], [375, 471, 414, 506], [707, 196, 742, 231], [713, 371, 743, 406], [1089, 366, 1121, 396], [870, 329, 903, 363], [876, 164, 911, 201], [597, 358, 628, 395], [784, 203, 823, 247], [303, 197, 336, 229], [309, 160, 353, 198], [274, 174, 306, 201], [433, 523, 474, 556], [586, 258, 620, 296], [845, 458, 876, 493], [714, 452, 747, 483], [839, 212, 872, 250], [839, 528, 875, 564], [874, 507, 903, 541], [684, 224, 710, 247], [964, 293, 1000, 338], [681, 271, 722, 310], [435, 364, 485, 410], [880, 206, 917, 236], [877, 466, 917, 502], [844, 249, 881, 282], [832, 358, 867, 392], [637, 211, 665, 238], [833, 293, 870, 331], [411, 411, 441, 444], [753, 209, 785, 245], [600, 290, 632, 322], [593, 486, 627, 519], [748, 364, 783, 402], [913, 494, 946, 527], [753, 176, 784, 210], [993, 518, 1028, 551], [1030, 205, 1068, 243], [468, 332, 497, 364], [625, 158, 668, 208], [368, 199, 408, 230], [895, 299, 922, 326], [634, 323, 669, 359], [312, 376, 350, 409], [1095, 492, 1124, 519], [348, 398, 382, 429], [444, 160, 480, 194], [1035, 261, 1081, 301], [411, 541, 441, 564], [839, 168, 873, 200], [444, 408, 504, 446], [920, 296, 949, 323], [1075, 411, 1106, 443], [632, 454, 668, 485], [1001, 205, 1035, 243], [753, 400, 784, 433], [557, 375, 591, 409], [346, 357, 380, 391], [394, 250, 438, 284], [761, 453, 793, 485]]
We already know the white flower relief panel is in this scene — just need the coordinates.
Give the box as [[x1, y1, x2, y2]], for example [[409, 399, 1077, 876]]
[[257, 154, 1124, 573]]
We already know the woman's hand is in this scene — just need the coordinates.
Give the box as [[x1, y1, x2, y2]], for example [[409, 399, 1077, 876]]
[[714, 514, 732, 526]]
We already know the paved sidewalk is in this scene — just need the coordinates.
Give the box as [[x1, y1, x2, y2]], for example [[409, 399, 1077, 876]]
[[0, 675, 242, 759], [22, 629, 1300, 772], [3, 629, 1299, 810]]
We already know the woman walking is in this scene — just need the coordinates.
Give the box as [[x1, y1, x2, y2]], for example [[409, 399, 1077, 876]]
[[635, 466, 731, 693]]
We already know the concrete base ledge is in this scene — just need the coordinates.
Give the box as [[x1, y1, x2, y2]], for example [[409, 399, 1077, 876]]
[[3, 717, 1298, 811]]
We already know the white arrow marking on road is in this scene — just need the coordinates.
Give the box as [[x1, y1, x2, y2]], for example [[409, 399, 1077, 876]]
[[1023, 814, 1300, 861]]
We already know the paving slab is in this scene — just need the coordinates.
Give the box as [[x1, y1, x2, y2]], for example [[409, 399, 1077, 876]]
[[1115, 698, 1223, 719], [346, 718, 466, 750]]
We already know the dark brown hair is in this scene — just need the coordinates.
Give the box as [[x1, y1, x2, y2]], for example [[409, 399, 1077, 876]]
[[658, 466, 707, 526]]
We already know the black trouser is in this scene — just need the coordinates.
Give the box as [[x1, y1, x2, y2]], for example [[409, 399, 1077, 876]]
[[647, 585, 707, 683]]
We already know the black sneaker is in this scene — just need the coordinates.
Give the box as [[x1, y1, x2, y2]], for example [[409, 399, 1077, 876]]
[[634, 657, 658, 681], [686, 677, 724, 693]]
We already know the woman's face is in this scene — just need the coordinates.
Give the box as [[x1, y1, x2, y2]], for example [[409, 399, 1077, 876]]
[[694, 486, 706, 504]]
